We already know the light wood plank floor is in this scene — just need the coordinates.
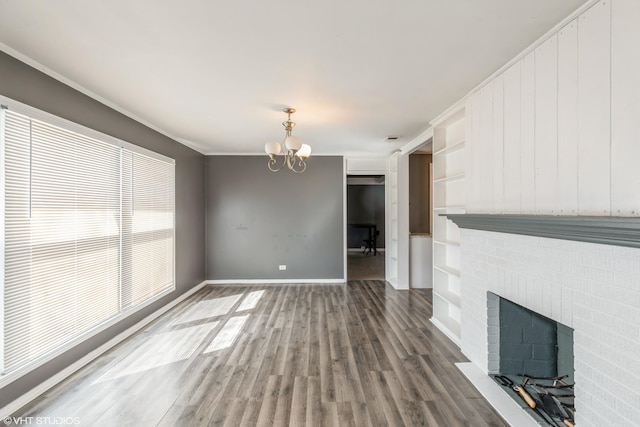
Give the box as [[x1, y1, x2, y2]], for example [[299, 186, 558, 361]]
[[17, 281, 508, 426]]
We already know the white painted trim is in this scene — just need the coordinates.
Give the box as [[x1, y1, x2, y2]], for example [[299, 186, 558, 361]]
[[430, 317, 462, 347], [0, 43, 207, 155], [456, 362, 538, 427], [395, 152, 410, 290], [399, 127, 434, 155], [428, 0, 600, 128], [0, 280, 208, 418], [343, 158, 348, 281], [0, 107, 6, 375], [341, 152, 392, 159], [206, 279, 346, 285], [345, 160, 388, 283], [204, 152, 355, 157], [0, 95, 174, 164]]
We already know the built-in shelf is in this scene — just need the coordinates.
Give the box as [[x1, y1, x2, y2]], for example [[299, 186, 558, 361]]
[[433, 239, 461, 247], [431, 111, 466, 348], [434, 287, 461, 307], [387, 153, 399, 288], [433, 264, 461, 277], [433, 206, 465, 212], [433, 172, 465, 183], [430, 302, 462, 346], [433, 139, 465, 156]]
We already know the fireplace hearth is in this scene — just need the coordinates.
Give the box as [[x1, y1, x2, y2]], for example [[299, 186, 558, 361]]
[[492, 374, 575, 426], [489, 293, 575, 426], [454, 224, 640, 426]]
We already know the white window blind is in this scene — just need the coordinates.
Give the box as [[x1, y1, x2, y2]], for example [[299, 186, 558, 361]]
[[121, 151, 175, 308], [1, 106, 175, 379]]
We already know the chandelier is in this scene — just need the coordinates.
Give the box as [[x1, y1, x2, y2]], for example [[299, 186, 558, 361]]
[[264, 108, 311, 173]]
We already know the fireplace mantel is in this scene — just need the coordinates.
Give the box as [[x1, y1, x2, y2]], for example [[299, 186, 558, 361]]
[[443, 214, 640, 249]]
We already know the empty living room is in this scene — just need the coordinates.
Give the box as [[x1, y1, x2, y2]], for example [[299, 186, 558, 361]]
[[0, 1, 639, 426]]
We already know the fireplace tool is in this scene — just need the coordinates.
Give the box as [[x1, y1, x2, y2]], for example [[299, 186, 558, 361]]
[[522, 375, 575, 427], [494, 375, 560, 426]]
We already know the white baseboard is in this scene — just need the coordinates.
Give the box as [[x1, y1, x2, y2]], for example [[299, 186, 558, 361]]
[[207, 278, 346, 285], [0, 280, 208, 418], [430, 317, 462, 348]]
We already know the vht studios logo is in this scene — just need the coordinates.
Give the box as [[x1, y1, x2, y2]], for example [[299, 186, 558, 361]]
[[3, 416, 80, 425]]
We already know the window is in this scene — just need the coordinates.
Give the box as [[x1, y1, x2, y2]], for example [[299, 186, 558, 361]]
[[0, 101, 175, 382]]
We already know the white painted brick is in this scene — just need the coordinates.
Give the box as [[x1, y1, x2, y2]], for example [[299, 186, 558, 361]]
[[551, 283, 562, 321], [613, 271, 640, 291], [517, 275, 528, 305], [615, 397, 640, 427], [561, 287, 573, 326], [613, 255, 640, 275], [460, 229, 640, 427]]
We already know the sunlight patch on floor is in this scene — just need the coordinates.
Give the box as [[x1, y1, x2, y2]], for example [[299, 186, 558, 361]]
[[172, 294, 242, 325], [204, 315, 249, 353], [95, 322, 219, 383], [237, 290, 264, 311]]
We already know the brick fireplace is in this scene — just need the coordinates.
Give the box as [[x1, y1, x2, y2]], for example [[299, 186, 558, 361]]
[[458, 228, 640, 426]]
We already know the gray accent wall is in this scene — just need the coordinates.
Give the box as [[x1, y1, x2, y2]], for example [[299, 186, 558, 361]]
[[205, 156, 344, 280], [0, 51, 206, 408]]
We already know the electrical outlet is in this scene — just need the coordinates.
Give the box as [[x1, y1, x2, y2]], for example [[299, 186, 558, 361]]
[[279, 265, 287, 270]]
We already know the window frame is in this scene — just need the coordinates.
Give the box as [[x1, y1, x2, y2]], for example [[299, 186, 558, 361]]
[[0, 95, 176, 388]]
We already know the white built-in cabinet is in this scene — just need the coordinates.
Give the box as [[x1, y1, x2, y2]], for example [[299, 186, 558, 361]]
[[466, 0, 640, 216], [431, 111, 465, 345], [387, 153, 399, 286], [431, 0, 640, 349]]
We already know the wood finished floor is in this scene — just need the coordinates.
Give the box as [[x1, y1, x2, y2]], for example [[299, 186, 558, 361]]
[[17, 281, 508, 426]]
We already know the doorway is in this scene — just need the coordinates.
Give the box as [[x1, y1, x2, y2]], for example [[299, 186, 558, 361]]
[[408, 141, 433, 289], [346, 175, 386, 280]]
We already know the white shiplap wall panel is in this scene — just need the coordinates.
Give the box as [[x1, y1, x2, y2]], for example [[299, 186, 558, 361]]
[[503, 61, 522, 213], [467, 92, 482, 212], [461, 0, 638, 220], [577, 0, 611, 215], [534, 35, 559, 214], [520, 52, 536, 214], [492, 75, 505, 213], [557, 19, 579, 215], [478, 82, 494, 212], [611, 0, 640, 216]]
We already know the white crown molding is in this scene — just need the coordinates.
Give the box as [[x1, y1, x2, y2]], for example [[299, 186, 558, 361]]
[[342, 152, 392, 159], [0, 42, 207, 155], [428, 0, 600, 128], [203, 152, 350, 157], [400, 126, 434, 155]]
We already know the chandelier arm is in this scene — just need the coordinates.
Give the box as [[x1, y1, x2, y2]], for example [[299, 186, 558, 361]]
[[286, 150, 294, 170], [268, 155, 285, 172], [291, 157, 306, 174]]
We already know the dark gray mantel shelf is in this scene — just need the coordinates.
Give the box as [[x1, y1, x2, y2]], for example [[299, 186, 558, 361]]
[[442, 214, 640, 249]]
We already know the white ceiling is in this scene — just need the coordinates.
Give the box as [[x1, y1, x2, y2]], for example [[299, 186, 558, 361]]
[[0, 0, 588, 156]]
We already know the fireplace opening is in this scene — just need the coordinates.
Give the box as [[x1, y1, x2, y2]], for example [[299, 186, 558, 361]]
[[488, 292, 575, 426]]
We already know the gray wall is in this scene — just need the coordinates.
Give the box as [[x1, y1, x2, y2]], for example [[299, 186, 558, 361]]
[[0, 51, 206, 408], [347, 184, 386, 248], [205, 156, 344, 280]]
